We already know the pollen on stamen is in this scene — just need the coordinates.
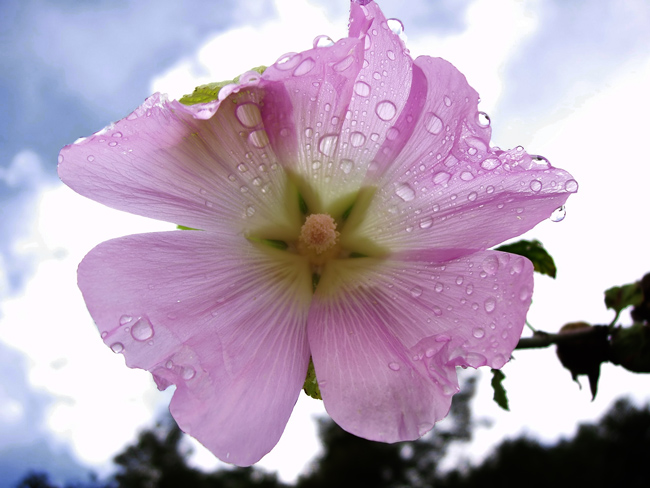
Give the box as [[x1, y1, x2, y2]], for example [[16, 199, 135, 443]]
[[299, 214, 339, 254]]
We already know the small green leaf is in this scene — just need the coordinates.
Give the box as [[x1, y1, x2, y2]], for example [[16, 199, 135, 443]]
[[490, 369, 510, 411], [179, 66, 266, 106], [177, 225, 200, 231], [303, 357, 322, 400], [604, 282, 644, 314], [496, 239, 557, 278]]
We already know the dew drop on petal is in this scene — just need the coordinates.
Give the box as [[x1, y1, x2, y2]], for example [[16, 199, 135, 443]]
[[131, 316, 154, 341], [467, 191, 478, 201], [484, 297, 496, 313], [396, 183, 415, 202], [275, 52, 300, 70], [460, 171, 474, 181], [388, 361, 401, 371], [492, 354, 507, 369], [387, 18, 404, 35], [473, 328, 485, 339], [246, 205, 256, 217], [376, 100, 397, 121], [432, 171, 450, 185], [333, 55, 355, 72], [419, 217, 432, 229], [349, 131, 366, 147], [455, 276, 463, 285], [432, 306, 443, 316], [481, 158, 500, 170], [110, 342, 124, 353], [248, 129, 269, 148], [434, 282, 443, 293], [565, 179, 578, 192], [550, 205, 566, 222], [477, 111, 491, 127], [119, 315, 133, 326], [425, 112, 443, 135], [520, 286, 531, 301], [339, 159, 353, 174], [313, 34, 334, 48], [530, 179, 542, 192], [386, 127, 400, 141], [293, 57, 316, 76], [482, 255, 499, 275], [235, 103, 262, 128], [444, 96, 452, 107], [87, 155, 95, 162], [101, 331, 108, 339], [318, 134, 339, 156], [182, 367, 196, 380], [354, 81, 371, 97], [410, 286, 423, 298]]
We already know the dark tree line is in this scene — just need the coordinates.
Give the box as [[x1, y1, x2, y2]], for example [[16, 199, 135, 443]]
[[15, 378, 650, 488]]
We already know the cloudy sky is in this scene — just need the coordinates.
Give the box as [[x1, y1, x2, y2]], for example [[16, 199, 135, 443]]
[[2, 0, 650, 485]]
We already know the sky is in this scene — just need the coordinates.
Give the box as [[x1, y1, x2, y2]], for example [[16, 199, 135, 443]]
[[1, 0, 650, 486]]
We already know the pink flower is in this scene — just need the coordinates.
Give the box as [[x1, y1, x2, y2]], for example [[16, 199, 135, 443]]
[[58, 0, 576, 466]]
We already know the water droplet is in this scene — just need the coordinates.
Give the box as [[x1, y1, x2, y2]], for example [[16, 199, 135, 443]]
[[182, 367, 196, 380], [87, 155, 95, 162], [432, 306, 442, 316], [248, 129, 269, 148], [396, 183, 415, 202], [376, 100, 397, 121], [473, 328, 485, 339], [387, 50, 396, 60], [119, 315, 133, 326], [237, 163, 248, 172], [565, 179, 578, 192], [312, 161, 321, 170], [108, 141, 117, 147], [313, 34, 334, 48], [418, 423, 433, 436], [460, 171, 474, 181], [482, 255, 499, 275], [492, 354, 507, 369], [530, 179, 542, 192], [410, 286, 423, 298], [481, 158, 500, 170], [484, 297, 496, 313], [131, 317, 154, 341], [442, 385, 455, 396], [101, 331, 108, 339], [444, 96, 452, 107], [519, 286, 531, 302], [477, 111, 491, 127], [386, 127, 400, 141], [339, 159, 353, 174], [455, 276, 464, 285], [275, 52, 300, 70], [466, 284, 474, 295], [349, 131, 366, 147], [387, 18, 404, 35], [235, 103, 262, 128], [353, 81, 371, 97], [434, 282, 443, 293], [424, 112, 443, 135], [110, 342, 124, 353], [467, 191, 478, 201], [318, 134, 339, 156], [246, 205, 256, 217], [388, 361, 401, 371], [511, 258, 524, 275], [464, 352, 486, 368], [550, 205, 566, 222], [432, 172, 450, 185], [293, 57, 316, 76], [420, 217, 432, 229], [486, 185, 494, 194]]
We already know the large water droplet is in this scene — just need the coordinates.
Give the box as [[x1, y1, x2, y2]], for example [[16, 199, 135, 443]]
[[420, 217, 433, 229], [248, 129, 269, 148], [477, 111, 491, 127], [131, 316, 154, 341], [293, 57, 316, 76], [432, 306, 443, 316], [432, 172, 450, 185], [395, 183, 415, 202], [424, 112, 443, 135], [550, 205, 566, 222], [119, 315, 133, 326], [484, 297, 496, 313], [565, 179, 578, 192], [313, 35, 334, 48], [339, 159, 353, 174], [388, 361, 401, 371], [386, 18, 404, 35], [354, 81, 371, 97], [235, 103, 262, 128], [110, 342, 124, 353], [182, 367, 196, 380], [481, 158, 500, 170], [473, 328, 485, 339], [482, 255, 499, 275], [376, 100, 397, 121], [529, 179, 542, 192], [349, 131, 366, 147], [410, 286, 423, 298], [319, 134, 339, 157]]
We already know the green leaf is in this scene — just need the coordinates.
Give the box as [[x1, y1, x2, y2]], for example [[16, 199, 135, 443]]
[[179, 66, 266, 106], [303, 357, 322, 400], [496, 239, 557, 278], [176, 225, 200, 231], [604, 282, 644, 314], [490, 369, 510, 411]]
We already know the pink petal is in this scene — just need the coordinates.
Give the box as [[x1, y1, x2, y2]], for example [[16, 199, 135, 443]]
[[58, 90, 300, 240], [308, 249, 532, 441], [78, 231, 311, 465], [342, 55, 577, 255]]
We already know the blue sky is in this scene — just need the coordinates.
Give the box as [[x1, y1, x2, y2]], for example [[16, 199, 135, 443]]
[[2, 0, 650, 486]]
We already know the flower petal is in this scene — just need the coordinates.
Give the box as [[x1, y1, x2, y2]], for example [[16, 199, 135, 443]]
[[78, 231, 312, 465], [308, 249, 531, 441], [59, 89, 300, 240]]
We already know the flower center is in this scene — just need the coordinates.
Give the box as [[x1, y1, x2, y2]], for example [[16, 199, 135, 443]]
[[298, 214, 339, 255]]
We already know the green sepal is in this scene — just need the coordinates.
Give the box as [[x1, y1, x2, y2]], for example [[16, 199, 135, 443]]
[[246, 236, 289, 250], [179, 66, 266, 106], [303, 357, 322, 400], [177, 225, 200, 231], [604, 282, 644, 315], [496, 239, 557, 278], [490, 369, 510, 411]]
